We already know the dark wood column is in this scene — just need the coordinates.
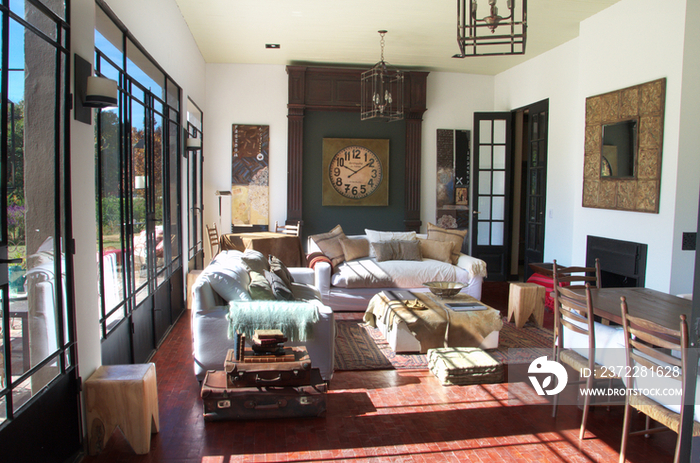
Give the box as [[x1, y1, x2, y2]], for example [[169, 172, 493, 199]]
[[286, 66, 428, 231], [404, 71, 428, 232], [404, 115, 423, 232], [286, 107, 304, 223], [286, 67, 306, 223]]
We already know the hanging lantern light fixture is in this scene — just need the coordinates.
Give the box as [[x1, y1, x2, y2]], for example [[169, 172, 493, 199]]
[[454, 0, 527, 58], [361, 30, 404, 122]]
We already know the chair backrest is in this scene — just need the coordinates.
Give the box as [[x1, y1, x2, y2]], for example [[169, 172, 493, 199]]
[[205, 223, 220, 257], [274, 220, 300, 237], [553, 282, 596, 356], [619, 299, 692, 463], [620, 297, 687, 390], [552, 258, 602, 289]]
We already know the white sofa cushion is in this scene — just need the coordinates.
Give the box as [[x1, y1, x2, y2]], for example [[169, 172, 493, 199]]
[[561, 317, 626, 372], [331, 257, 472, 288]]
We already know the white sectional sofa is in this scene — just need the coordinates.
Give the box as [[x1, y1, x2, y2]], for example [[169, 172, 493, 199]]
[[308, 228, 487, 312], [190, 250, 336, 382]]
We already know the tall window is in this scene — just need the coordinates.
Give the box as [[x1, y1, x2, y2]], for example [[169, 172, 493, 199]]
[[94, 4, 181, 340], [0, 0, 75, 423], [186, 98, 202, 265]]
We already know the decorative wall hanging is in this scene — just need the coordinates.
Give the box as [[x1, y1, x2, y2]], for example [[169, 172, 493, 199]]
[[322, 138, 389, 206], [582, 78, 665, 213], [231, 124, 269, 225], [436, 129, 470, 228]]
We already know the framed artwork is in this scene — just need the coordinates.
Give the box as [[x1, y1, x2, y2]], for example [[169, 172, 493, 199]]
[[456, 187, 468, 205], [231, 124, 269, 225], [322, 138, 389, 206], [582, 78, 665, 213]]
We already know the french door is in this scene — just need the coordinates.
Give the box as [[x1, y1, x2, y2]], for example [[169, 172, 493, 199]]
[[472, 112, 513, 281], [523, 100, 549, 279], [95, 4, 184, 365], [0, 1, 81, 461], [187, 98, 203, 270]]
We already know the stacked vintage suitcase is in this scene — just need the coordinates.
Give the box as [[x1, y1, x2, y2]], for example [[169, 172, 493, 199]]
[[200, 330, 327, 420]]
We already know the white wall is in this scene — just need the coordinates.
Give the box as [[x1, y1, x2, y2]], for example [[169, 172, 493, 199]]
[[494, 39, 582, 265], [70, 0, 206, 383], [421, 72, 494, 235], [203, 63, 289, 261], [670, 0, 700, 295], [494, 0, 696, 294], [71, 0, 100, 387]]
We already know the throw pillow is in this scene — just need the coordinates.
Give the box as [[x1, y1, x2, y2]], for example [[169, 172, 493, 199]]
[[372, 240, 422, 262], [248, 270, 276, 300], [339, 237, 370, 261], [427, 223, 467, 265], [419, 238, 454, 264], [205, 260, 252, 302], [241, 250, 270, 274], [269, 255, 294, 287], [266, 270, 294, 301], [365, 229, 417, 257], [309, 224, 346, 267]]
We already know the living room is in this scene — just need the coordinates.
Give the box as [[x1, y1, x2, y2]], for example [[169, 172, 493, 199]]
[[4, 0, 697, 461]]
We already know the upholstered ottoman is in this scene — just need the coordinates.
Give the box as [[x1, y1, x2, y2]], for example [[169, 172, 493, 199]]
[[427, 347, 503, 386]]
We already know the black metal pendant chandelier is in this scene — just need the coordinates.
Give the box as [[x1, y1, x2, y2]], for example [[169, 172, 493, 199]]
[[454, 0, 527, 58], [361, 30, 404, 122]]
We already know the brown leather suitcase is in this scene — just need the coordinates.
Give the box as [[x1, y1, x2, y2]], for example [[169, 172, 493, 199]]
[[224, 346, 313, 388], [201, 369, 326, 421]]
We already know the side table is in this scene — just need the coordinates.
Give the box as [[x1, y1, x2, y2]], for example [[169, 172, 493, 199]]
[[507, 282, 546, 328], [85, 363, 159, 455]]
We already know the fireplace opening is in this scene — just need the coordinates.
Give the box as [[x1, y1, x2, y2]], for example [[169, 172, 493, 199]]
[[586, 236, 647, 288]]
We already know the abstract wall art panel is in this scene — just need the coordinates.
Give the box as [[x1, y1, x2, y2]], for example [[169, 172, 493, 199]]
[[231, 124, 269, 225]]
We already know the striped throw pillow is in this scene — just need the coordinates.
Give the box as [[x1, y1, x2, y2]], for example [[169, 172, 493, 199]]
[[309, 225, 346, 267]]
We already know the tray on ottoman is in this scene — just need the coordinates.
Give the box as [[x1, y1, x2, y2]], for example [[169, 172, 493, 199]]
[[427, 347, 503, 386]]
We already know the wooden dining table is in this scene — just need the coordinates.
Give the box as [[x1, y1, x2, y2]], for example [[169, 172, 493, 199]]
[[219, 231, 304, 267], [573, 287, 692, 331]]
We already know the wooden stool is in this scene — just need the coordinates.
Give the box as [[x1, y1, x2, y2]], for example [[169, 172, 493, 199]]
[[507, 282, 546, 328], [187, 270, 203, 310], [85, 363, 159, 455]]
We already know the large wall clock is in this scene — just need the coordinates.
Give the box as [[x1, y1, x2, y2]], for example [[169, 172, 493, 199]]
[[322, 138, 389, 206]]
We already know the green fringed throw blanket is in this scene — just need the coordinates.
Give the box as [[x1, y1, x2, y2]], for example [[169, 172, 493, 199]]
[[226, 301, 320, 342]]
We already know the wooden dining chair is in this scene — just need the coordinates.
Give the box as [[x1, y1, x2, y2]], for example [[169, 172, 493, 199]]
[[551, 282, 609, 441], [274, 220, 301, 237], [553, 258, 602, 289], [619, 298, 700, 463], [554, 258, 606, 324], [205, 223, 220, 258]]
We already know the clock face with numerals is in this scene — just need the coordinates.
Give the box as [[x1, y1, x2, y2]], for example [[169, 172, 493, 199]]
[[328, 145, 383, 199]]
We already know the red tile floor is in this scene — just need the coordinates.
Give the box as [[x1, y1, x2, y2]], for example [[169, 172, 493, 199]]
[[82, 282, 676, 462]]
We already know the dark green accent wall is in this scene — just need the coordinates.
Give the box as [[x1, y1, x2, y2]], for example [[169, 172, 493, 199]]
[[302, 111, 406, 239]]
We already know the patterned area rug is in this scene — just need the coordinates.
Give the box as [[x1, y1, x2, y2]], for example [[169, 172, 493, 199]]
[[334, 319, 553, 371]]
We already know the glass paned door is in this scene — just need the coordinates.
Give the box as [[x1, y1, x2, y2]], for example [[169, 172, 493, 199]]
[[472, 112, 512, 281], [0, 1, 80, 461], [94, 3, 183, 367], [523, 100, 549, 279], [186, 98, 203, 270]]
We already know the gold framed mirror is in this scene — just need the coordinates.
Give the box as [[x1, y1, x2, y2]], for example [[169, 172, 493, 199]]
[[582, 78, 665, 213]]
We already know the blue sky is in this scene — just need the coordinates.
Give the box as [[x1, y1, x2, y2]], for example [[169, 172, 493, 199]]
[[95, 31, 163, 100]]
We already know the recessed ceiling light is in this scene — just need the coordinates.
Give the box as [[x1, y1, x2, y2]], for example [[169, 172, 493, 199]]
[[265, 44, 280, 49]]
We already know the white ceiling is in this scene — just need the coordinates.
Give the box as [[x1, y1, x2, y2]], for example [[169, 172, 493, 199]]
[[174, 0, 622, 75]]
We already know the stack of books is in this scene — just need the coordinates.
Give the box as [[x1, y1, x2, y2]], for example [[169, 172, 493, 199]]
[[251, 329, 288, 354]]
